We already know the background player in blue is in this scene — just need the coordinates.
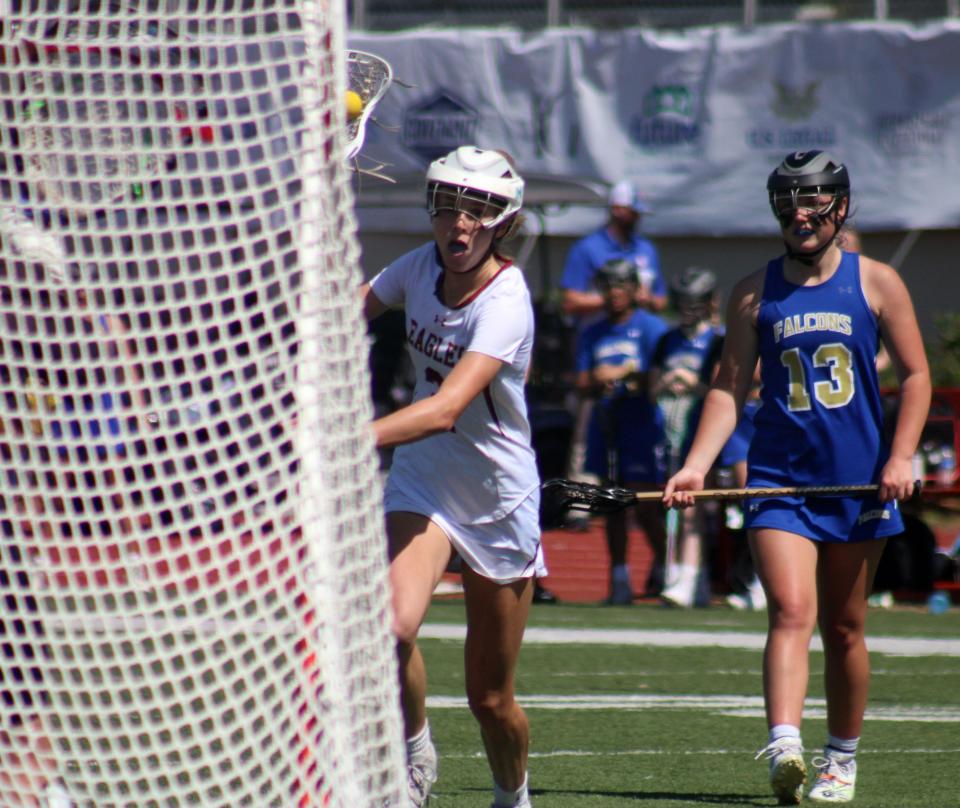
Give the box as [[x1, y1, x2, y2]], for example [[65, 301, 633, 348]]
[[663, 151, 930, 804], [649, 268, 724, 607], [575, 258, 668, 604]]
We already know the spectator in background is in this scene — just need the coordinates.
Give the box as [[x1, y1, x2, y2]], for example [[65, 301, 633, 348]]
[[575, 258, 668, 604], [649, 267, 724, 607], [560, 180, 668, 322], [559, 181, 668, 523]]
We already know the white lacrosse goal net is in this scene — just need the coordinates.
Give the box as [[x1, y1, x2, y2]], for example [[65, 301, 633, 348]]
[[0, 3, 405, 806]]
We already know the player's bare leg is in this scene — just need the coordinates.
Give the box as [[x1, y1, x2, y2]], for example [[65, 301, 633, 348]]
[[817, 539, 887, 739], [750, 528, 818, 728], [387, 512, 453, 736], [461, 565, 533, 793]]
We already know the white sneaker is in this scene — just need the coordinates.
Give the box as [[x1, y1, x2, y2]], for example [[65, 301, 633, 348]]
[[407, 741, 438, 807], [755, 737, 806, 805], [727, 577, 767, 611], [661, 564, 697, 608], [808, 752, 857, 803], [746, 576, 767, 610]]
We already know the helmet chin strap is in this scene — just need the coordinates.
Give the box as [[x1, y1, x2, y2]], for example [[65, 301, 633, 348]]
[[780, 207, 847, 266]]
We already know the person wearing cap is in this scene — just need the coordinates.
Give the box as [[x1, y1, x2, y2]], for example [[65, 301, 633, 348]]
[[559, 179, 668, 324], [556, 181, 667, 528], [663, 150, 929, 805]]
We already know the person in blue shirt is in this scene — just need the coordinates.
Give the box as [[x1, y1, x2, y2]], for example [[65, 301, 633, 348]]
[[649, 267, 724, 607], [575, 258, 668, 604], [560, 181, 667, 524], [561, 180, 667, 322], [664, 151, 930, 805]]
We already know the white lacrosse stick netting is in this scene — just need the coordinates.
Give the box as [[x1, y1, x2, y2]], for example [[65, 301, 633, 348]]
[[346, 49, 393, 159]]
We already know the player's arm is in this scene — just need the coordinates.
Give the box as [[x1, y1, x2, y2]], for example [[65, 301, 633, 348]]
[[664, 270, 763, 505], [862, 256, 931, 501], [561, 287, 604, 317], [372, 351, 502, 449], [360, 282, 390, 321]]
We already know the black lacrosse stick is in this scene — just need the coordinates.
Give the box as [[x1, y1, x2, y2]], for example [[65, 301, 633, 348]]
[[539, 478, 638, 528]]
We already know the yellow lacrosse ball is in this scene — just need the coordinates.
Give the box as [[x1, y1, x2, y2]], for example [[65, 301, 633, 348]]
[[346, 90, 364, 120]]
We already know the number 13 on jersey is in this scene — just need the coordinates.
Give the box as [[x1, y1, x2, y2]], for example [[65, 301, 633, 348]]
[[781, 343, 855, 411]]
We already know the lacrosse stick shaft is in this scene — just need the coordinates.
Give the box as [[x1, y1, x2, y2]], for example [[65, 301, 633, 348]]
[[635, 483, 914, 502]]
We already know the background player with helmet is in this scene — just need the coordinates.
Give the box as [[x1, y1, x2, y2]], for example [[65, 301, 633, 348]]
[[664, 150, 930, 804], [361, 146, 541, 808], [649, 267, 724, 608], [557, 181, 668, 531], [574, 257, 668, 604]]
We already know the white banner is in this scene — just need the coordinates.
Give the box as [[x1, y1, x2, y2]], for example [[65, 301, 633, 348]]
[[350, 23, 960, 236]]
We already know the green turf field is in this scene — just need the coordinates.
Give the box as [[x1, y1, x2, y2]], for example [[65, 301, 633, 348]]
[[417, 601, 960, 807]]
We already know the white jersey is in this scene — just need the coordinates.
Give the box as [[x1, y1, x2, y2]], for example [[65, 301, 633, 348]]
[[371, 242, 540, 525]]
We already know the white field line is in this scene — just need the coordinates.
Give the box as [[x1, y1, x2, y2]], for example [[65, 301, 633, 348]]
[[440, 745, 960, 760], [420, 623, 960, 657], [425, 693, 960, 723]]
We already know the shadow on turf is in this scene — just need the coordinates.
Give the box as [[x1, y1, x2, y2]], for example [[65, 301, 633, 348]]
[[535, 791, 769, 806], [460, 786, 771, 805]]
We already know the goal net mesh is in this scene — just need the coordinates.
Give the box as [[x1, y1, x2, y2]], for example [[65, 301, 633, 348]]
[[0, 3, 406, 806]]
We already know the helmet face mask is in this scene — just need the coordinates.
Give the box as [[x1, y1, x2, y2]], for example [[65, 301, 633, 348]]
[[595, 258, 638, 293], [427, 182, 511, 229], [425, 146, 524, 230], [670, 266, 716, 324], [770, 187, 843, 222]]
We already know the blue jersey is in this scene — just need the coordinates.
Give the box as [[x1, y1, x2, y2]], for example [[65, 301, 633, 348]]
[[745, 252, 902, 541], [651, 323, 724, 460], [576, 309, 668, 483]]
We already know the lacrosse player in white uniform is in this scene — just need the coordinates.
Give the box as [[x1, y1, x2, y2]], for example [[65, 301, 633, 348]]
[[362, 146, 542, 808]]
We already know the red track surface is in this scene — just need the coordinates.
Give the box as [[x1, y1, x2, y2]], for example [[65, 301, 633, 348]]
[[537, 519, 655, 603]]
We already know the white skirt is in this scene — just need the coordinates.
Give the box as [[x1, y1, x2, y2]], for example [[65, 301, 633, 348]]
[[384, 483, 546, 584]]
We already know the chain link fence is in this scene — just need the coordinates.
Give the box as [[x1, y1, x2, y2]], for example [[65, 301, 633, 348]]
[[349, 0, 960, 30]]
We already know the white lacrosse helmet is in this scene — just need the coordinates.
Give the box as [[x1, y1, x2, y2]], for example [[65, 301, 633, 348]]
[[426, 146, 524, 229]]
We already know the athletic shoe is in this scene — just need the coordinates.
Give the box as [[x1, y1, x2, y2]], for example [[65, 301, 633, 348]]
[[605, 579, 634, 605], [490, 798, 532, 808], [532, 581, 559, 604], [808, 752, 857, 803], [727, 577, 767, 611], [407, 742, 438, 807], [661, 565, 697, 608], [755, 737, 807, 805]]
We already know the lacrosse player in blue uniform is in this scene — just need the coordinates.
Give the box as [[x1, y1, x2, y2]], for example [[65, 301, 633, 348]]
[[649, 267, 724, 607], [575, 258, 668, 604], [664, 151, 930, 804]]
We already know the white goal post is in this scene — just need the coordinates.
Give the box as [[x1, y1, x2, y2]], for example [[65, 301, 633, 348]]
[[0, 3, 405, 807]]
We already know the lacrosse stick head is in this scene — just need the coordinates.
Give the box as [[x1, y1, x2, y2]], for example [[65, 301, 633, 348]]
[[346, 49, 393, 160], [540, 479, 637, 528]]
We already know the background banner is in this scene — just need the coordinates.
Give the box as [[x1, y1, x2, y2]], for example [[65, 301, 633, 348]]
[[349, 23, 960, 236]]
